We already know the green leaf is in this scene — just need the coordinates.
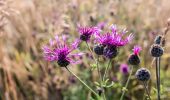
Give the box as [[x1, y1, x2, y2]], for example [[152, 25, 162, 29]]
[[152, 87, 157, 93], [94, 81, 100, 86], [106, 81, 114, 88], [104, 78, 109, 84]]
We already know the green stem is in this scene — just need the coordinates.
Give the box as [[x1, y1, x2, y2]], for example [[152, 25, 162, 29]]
[[103, 59, 112, 81], [65, 67, 99, 97], [143, 81, 151, 100], [86, 42, 106, 99], [156, 57, 160, 100], [120, 66, 133, 100], [86, 42, 102, 80], [85, 42, 95, 61], [102, 93, 106, 100], [96, 57, 103, 85]]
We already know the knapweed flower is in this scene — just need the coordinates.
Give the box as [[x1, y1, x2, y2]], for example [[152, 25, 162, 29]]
[[97, 22, 106, 30], [42, 35, 83, 67], [135, 68, 151, 81], [95, 24, 133, 58], [150, 44, 164, 57], [120, 64, 129, 74], [78, 26, 101, 41], [128, 45, 142, 65]]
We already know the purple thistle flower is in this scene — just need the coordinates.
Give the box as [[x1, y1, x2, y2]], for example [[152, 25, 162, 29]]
[[128, 45, 142, 65], [97, 22, 106, 30], [95, 24, 133, 47], [95, 24, 133, 58], [120, 64, 129, 74], [42, 35, 83, 67], [133, 45, 142, 55], [109, 24, 134, 46], [78, 26, 101, 41]]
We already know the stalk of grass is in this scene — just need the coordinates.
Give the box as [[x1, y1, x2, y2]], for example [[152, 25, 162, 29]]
[[156, 57, 160, 100], [65, 66, 99, 97], [142, 81, 151, 100], [120, 66, 133, 100], [12, 74, 28, 99]]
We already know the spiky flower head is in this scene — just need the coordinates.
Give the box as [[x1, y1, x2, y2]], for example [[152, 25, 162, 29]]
[[95, 24, 133, 47], [95, 24, 133, 59], [132, 45, 142, 55], [78, 26, 101, 41], [128, 45, 142, 65], [135, 68, 151, 81], [42, 35, 83, 67], [120, 64, 129, 74]]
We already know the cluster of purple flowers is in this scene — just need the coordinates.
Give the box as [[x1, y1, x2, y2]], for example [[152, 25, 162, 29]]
[[41, 20, 167, 100], [94, 24, 134, 59], [42, 24, 134, 67]]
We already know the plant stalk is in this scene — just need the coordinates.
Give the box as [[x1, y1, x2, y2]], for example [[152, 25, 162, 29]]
[[120, 66, 133, 100], [143, 81, 151, 100], [86, 42, 102, 82], [155, 57, 160, 100], [65, 67, 99, 97], [103, 59, 112, 81], [86, 42, 106, 99]]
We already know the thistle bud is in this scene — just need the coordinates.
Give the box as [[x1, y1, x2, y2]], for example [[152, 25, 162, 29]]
[[128, 45, 141, 65], [103, 45, 118, 59], [57, 59, 70, 67], [150, 44, 164, 57], [135, 68, 151, 81], [93, 44, 104, 55], [128, 54, 140, 65]]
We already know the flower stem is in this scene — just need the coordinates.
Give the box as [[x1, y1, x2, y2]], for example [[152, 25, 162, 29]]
[[85, 42, 102, 81], [86, 42, 106, 99], [120, 66, 133, 100], [97, 57, 106, 100], [143, 81, 151, 100], [103, 59, 112, 81], [156, 57, 161, 100], [96, 56, 103, 84], [65, 67, 99, 97]]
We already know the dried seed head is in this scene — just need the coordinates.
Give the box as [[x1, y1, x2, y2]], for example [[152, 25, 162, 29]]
[[154, 35, 162, 45], [135, 68, 151, 81], [150, 44, 164, 57]]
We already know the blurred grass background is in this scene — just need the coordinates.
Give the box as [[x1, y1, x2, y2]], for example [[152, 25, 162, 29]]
[[0, 0, 170, 100]]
